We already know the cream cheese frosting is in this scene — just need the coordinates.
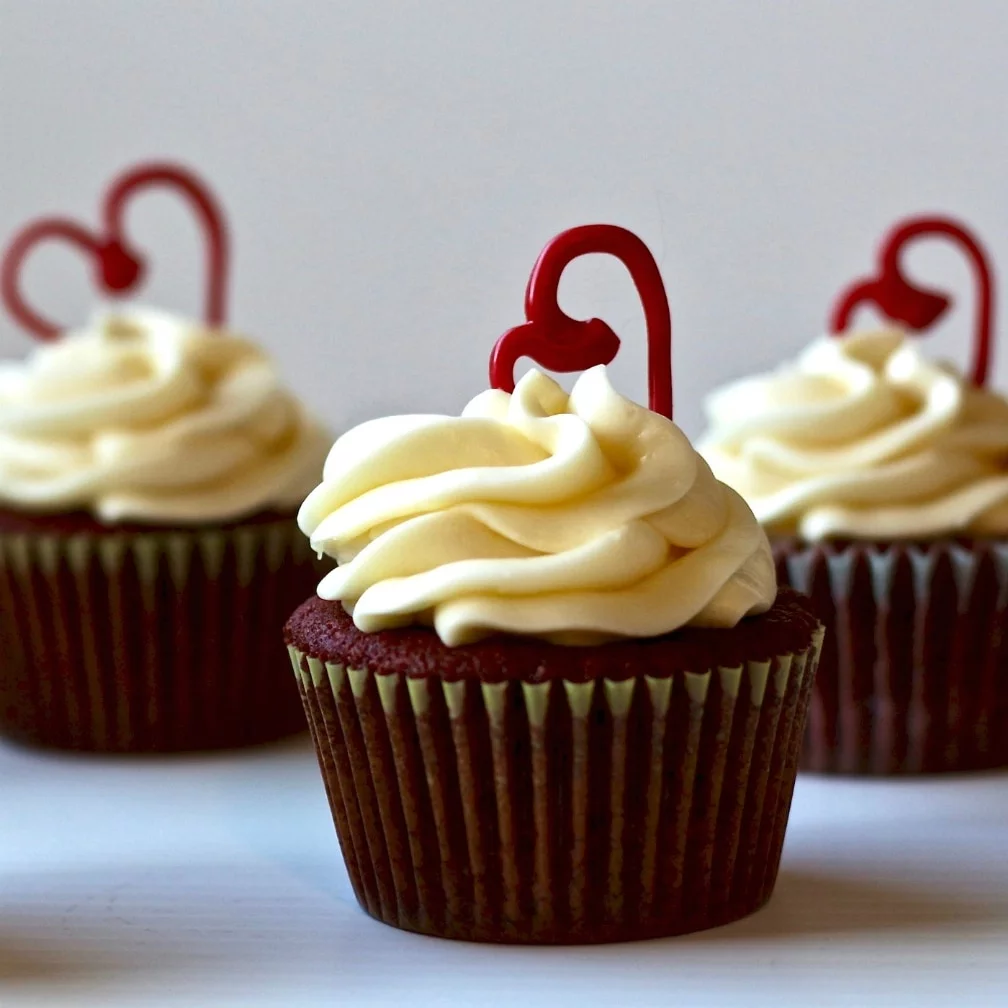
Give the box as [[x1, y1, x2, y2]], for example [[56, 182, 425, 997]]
[[0, 308, 329, 524], [699, 328, 1008, 541], [299, 365, 776, 647]]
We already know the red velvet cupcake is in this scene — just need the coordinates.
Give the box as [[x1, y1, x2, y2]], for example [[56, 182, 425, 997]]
[[285, 225, 823, 943], [699, 215, 1008, 774], [0, 165, 329, 751]]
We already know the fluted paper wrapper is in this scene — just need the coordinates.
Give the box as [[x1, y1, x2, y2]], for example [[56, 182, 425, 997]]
[[290, 630, 822, 944], [0, 519, 319, 752], [777, 539, 1008, 774]]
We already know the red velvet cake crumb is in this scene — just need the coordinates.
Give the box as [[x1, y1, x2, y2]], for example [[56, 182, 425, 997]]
[[0, 506, 298, 536], [285, 587, 822, 683]]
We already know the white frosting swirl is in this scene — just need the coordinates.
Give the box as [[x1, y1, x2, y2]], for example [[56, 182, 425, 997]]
[[299, 366, 775, 647], [0, 309, 329, 524], [699, 329, 1008, 540]]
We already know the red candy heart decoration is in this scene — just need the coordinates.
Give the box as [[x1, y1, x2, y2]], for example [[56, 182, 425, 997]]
[[1, 162, 229, 341], [829, 215, 995, 387], [489, 224, 673, 418]]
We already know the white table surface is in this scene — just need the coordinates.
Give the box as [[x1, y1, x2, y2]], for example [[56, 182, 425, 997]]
[[1, 735, 1005, 1008]]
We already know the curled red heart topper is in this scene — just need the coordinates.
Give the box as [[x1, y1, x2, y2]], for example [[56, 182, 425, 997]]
[[828, 215, 995, 387], [1, 161, 230, 341], [489, 224, 673, 418]]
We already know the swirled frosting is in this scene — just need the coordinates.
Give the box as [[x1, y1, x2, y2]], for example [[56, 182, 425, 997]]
[[0, 309, 330, 524], [699, 328, 1008, 540], [299, 365, 775, 647]]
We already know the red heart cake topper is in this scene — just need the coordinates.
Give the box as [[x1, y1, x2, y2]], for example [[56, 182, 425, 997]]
[[828, 215, 995, 387], [1, 161, 229, 341], [489, 224, 673, 418]]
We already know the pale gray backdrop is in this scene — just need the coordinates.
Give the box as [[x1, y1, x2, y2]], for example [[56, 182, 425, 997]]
[[1, 0, 1005, 438]]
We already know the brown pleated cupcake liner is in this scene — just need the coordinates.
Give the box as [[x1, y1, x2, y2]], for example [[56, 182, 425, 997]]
[[289, 629, 823, 944], [776, 538, 1008, 774], [0, 519, 320, 752]]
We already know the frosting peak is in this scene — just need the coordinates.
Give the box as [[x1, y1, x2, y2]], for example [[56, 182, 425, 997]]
[[0, 309, 329, 523], [699, 329, 1008, 540], [300, 366, 775, 647]]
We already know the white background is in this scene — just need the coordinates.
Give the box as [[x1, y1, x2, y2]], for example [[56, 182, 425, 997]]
[[2, 1, 1007, 437]]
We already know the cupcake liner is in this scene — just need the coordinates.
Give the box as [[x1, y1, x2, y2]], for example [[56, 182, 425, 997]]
[[776, 538, 1008, 774], [289, 628, 823, 944], [0, 519, 319, 752]]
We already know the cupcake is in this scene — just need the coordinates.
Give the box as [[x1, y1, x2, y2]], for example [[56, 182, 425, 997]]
[[285, 224, 823, 943], [699, 214, 1007, 774], [0, 164, 330, 752]]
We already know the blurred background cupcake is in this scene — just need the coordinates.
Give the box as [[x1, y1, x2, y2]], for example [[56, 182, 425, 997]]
[[285, 225, 824, 943], [699, 215, 1008, 774], [0, 162, 330, 752]]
